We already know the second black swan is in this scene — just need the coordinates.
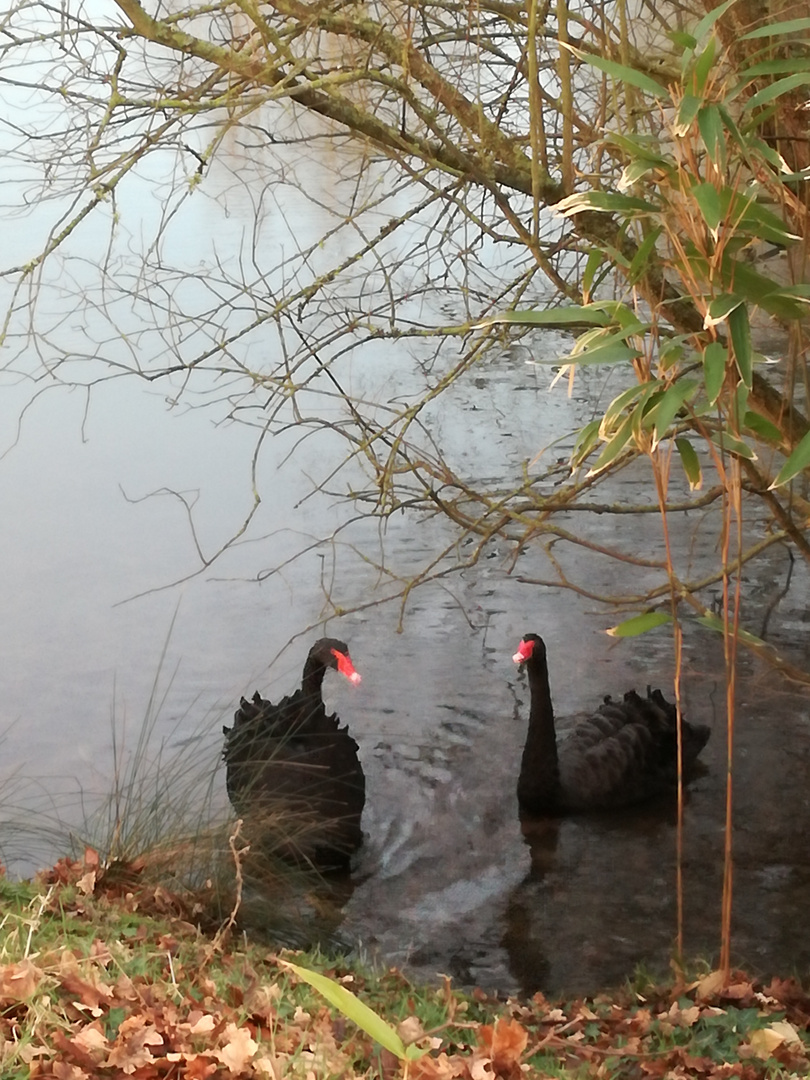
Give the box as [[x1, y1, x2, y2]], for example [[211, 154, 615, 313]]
[[223, 637, 365, 869], [512, 633, 710, 815]]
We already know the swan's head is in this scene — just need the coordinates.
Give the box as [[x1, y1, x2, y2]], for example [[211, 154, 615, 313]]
[[512, 633, 545, 665], [308, 638, 362, 684], [332, 646, 362, 685]]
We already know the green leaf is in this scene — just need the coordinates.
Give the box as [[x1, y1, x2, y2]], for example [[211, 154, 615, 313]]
[[469, 307, 611, 329], [668, 30, 697, 50], [770, 429, 810, 488], [692, 0, 740, 43], [674, 94, 702, 136], [282, 963, 427, 1061], [692, 182, 723, 233], [716, 104, 744, 150], [692, 36, 717, 96], [703, 341, 727, 406], [582, 249, 605, 300], [676, 437, 702, 489], [645, 380, 699, 445], [696, 613, 767, 648], [734, 380, 749, 423], [571, 418, 601, 468], [602, 383, 657, 432], [743, 410, 782, 444], [705, 293, 743, 326], [618, 160, 658, 188], [745, 73, 810, 110], [728, 304, 752, 388], [587, 414, 635, 475], [697, 105, 726, 167], [570, 341, 641, 366], [738, 200, 799, 246], [710, 430, 757, 459], [628, 227, 662, 284], [718, 255, 787, 308], [607, 611, 673, 638], [757, 290, 808, 321], [554, 191, 659, 216], [739, 57, 810, 78], [658, 335, 691, 371], [741, 17, 810, 39], [561, 44, 668, 96], [604, 132, 670, 163], [768, 284, 810, 303], [599, 304, 648, 332]]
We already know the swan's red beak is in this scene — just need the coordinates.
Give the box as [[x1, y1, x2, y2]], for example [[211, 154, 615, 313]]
[[333, 648, 362, 685], [512, 639, 534, 664]]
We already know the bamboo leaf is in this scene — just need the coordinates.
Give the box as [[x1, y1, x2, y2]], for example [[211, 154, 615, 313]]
[[587, 414, 635, 475], [741, 17, 810, 39], [676, 437, 702, 489], [561, 44, 668, 96], [646, 379, 699, 445], [728, 304, 752, 388], [582, 248, 605, 300], [692, 182, 723, 233], [570, 341, 641, 366], [740, 57, 810, 78], [618, 160, 658, 189], [710, 430, 757, 459], [571, 418, 601, 467], [705, 293, 743, 327], [282, 963, 426, 1061], [607, 612, 673, 638], [674, 94, 702, 136], [604, 132, 670, 164], [692, 36, 716, 96], [628, 227, 662, 284], [555, 191, 659, 216], [703, 341, 727, 406], [770, 429, 810, 488], [602, 383, 657, 432], [739, 201, 799, 246], [734, 380, 749, 423], [658, 335, 690, 371], [745, 73, 810, 111], [697, 105, 726, 167], [692, 0, 740, 43], [669, 30, 697, 50], [696, 613, 767, 648], [743, 410, 783, 444]]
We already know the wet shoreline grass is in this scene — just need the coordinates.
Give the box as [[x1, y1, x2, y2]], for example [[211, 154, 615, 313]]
[[1, 852, 808, 1079]]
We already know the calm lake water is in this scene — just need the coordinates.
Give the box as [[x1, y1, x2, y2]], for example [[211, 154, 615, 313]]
[[1, 97, 810, 996]]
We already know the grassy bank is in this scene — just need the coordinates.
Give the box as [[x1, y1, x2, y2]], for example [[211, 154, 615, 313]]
[[0, 851, 808, 1079]]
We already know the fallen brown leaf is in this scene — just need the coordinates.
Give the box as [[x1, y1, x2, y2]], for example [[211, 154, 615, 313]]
[[478, 1018, 528, 1075], [0, 958, 44, 1001], [104, 1014, 164, 1073], [212, 1022, 259, 1072]]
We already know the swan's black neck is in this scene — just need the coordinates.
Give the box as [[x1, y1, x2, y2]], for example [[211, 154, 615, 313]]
[[301, 652, 330, 699], [518, 640, 561, 814]]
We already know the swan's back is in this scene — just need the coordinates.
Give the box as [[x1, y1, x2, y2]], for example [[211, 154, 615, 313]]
[[223, 689, 365, 867], [556, 688, 710, 811]]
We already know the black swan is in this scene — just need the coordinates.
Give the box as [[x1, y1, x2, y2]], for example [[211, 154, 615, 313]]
[[222, 638, 365, 870], [512, 633, 710, 815]]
